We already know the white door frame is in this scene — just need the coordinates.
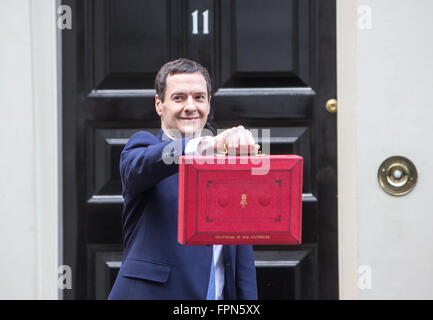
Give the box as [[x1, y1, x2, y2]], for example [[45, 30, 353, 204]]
[[30, 0, 62, 299], [337, 0, 358, 300]]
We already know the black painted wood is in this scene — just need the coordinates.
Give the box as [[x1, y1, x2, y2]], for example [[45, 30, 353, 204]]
[[61, 0, 337, 299]]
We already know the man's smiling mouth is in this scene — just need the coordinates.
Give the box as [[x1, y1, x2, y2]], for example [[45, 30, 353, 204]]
[[180, 117, 199, 120]]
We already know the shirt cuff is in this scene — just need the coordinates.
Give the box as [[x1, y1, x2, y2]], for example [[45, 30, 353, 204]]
[[185, 137, 206, 155]]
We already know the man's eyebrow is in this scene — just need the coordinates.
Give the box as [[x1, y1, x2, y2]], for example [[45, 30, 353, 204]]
[[170, 92, 186, 97], [194, 91, 208, 96], [170, 91, 207, 97]]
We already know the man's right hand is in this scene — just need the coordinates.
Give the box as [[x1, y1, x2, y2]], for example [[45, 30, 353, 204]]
[[197, 126, 260, 155]]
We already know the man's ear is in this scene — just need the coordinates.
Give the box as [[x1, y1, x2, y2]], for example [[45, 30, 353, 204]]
[[155, 95, 163, 116]]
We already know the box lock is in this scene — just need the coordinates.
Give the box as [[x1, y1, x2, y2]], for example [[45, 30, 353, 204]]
[[378, 156, 418, 196]]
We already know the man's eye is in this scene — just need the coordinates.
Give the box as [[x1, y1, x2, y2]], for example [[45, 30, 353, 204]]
[[195, 95, 205, 100], [173, 96, 183, 101]]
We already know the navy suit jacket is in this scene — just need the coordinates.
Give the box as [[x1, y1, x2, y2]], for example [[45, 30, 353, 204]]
[[108, 129, 257, 300]]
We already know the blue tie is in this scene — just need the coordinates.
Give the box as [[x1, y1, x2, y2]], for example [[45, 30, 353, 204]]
[[206, 254, 215, 300]]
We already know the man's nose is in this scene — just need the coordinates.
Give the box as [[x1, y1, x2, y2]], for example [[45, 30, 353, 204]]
[[184, 96, 197, 112]]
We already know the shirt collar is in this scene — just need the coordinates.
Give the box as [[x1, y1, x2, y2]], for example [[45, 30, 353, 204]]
[[158, 128, 202, 141]]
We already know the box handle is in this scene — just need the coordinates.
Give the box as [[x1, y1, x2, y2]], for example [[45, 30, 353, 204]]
[[216, 144, 266, 156]]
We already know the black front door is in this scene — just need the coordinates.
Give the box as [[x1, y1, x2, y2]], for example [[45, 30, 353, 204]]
[[62, 0, 337, 300]]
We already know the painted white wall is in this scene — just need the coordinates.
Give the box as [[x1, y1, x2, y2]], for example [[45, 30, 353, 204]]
[[0, 0, 59, 299], [357, 0, 433, 299], [339, 0, 433, 299], [337, 0, 359, 300], [0, 0, 36, 299]]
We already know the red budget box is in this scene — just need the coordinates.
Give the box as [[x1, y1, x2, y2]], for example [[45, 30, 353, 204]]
[[178, 155, 303, 245]]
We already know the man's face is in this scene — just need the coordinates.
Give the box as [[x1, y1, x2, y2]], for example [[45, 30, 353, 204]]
[[155, 72, 211, 137]]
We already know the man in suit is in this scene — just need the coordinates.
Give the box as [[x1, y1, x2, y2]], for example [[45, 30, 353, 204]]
[[108, 58, 259, 300]]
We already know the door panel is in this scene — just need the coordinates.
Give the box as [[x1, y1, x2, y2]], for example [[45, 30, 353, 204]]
[[93, 0, 171, 90], [220, 0, 310, 87], [62, 0, 337, 299]]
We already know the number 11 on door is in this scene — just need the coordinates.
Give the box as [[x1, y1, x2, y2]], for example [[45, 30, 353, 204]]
[[192, 10, 210, 35]]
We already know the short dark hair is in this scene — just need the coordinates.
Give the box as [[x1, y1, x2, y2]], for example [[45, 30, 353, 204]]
[[154, 58, 212, 102]]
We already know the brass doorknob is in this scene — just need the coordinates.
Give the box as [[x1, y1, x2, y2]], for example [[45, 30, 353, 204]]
[[378, 156, 418, 196], [326, 99, 338, 113]]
